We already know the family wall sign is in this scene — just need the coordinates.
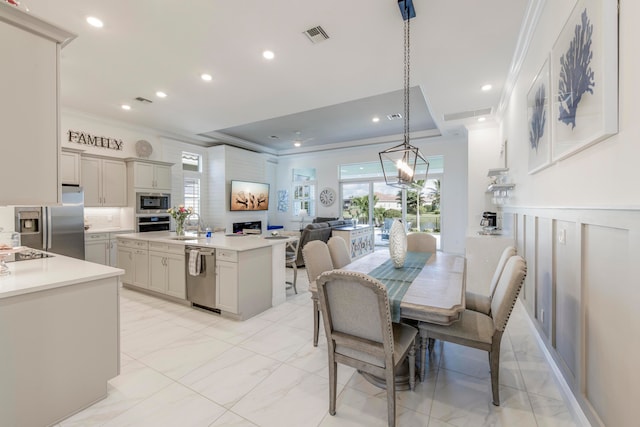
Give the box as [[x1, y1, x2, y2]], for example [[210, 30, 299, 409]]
[[67, 130, 124, 151]]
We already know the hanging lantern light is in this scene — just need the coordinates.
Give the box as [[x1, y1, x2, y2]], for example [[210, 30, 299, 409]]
[[379, 0, 429, 189]]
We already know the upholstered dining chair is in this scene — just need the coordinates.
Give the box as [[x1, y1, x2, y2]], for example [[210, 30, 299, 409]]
[[406, 232, 437, 253], [418, 255, 526, 406], [465, 246, 517, 315], [316, 270, 418, 427], [302, 240, 334, 347], [327, 236, 352, 268]]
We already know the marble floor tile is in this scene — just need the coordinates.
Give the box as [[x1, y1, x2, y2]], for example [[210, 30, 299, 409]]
[[238, 321, 309, 362], [200, 316, 274, 345], [137, 331, 234, 380], [317, 386, 430, 427], [231, 364, 330, 427], [209, 411, 259, 426], [429, 368, 538, 427], [60, 285, 583, 427], [180, 346, 282, 408], [102, 382, 225, 427], [529, 394, 579, 427]]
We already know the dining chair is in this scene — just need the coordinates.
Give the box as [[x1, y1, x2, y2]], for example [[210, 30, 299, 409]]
[[327, 236, 352, 268], [301, 240, 334, 346], [406, 232, 437, 253], [465, 246, 517, 315], [417, 255, 527, 405], [284, 236, 301, 293], [316, 270, 418, 427]]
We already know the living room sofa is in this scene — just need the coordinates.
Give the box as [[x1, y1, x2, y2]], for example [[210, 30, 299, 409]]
[[295, 218, 353, 266]]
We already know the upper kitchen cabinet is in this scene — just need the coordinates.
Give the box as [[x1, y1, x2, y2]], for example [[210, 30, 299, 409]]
[[81, 155, 127, 207], [60, 147, 83, 186], [126, 159, 173, 192], [0, 3, 75, 206]]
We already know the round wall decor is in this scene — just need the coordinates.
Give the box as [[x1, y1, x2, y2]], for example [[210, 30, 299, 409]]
[[135, 140, 153, 158], [319, 187, 336, 207]]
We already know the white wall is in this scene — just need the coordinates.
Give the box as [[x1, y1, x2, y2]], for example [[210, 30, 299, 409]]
[[272, 135, 468, 254], [496, 1, 640, 425], [466, 126, 502, 230]]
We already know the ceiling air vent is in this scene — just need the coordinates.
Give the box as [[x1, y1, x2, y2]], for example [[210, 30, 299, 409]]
[[303, 26, 329, 44], [134, 96, 153, 104], [387, 113, 403, 120], [443, 107, 492, 121]]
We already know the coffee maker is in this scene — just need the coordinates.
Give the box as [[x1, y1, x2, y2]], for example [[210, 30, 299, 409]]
[[480, 211, 497, 228]]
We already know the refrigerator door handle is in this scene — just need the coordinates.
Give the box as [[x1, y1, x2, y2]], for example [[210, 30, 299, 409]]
[[45, 207, 53, 250]]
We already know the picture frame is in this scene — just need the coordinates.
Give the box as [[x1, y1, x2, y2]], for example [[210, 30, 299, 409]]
[[527, 56, 552, 174], [550, 0, 618, 161]]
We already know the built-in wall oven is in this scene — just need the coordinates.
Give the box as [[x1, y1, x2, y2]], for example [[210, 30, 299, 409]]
[[137, 215, 171, 232], [136, 192, 170, 215]]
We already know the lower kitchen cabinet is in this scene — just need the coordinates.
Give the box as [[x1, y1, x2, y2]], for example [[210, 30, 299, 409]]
[[87, 231, 134, 267], [216, 259, 238, 313], [149, 249, 185, 299], [117, 238, 149, 288]]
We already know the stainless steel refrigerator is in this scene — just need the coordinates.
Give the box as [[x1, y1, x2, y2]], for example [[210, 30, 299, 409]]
[[14, 186, 85, 260]]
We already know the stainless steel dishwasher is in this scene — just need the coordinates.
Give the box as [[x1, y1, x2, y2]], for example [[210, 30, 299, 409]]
[[185, 246, 218, 312]]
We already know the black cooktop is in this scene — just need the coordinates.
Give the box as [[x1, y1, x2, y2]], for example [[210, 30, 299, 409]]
[[8, 250, 55, 262]]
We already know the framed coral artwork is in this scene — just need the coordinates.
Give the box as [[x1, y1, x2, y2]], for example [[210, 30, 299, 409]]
[[550, 0, 618, 161], [527, 56, 551, 174]]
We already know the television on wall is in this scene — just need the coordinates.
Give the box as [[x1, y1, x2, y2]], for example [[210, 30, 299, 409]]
[[230, 180, 270, 211]]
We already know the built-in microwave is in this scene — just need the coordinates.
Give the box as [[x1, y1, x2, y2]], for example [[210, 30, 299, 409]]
[[136, 192, 170, 214]]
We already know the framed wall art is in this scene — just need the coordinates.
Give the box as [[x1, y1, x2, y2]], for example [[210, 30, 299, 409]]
[[527, 56, 552, 174], [550, 0, 618, 161]]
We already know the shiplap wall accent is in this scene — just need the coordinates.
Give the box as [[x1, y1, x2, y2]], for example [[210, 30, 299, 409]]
[[207, 145, 271, 233], [505, 206, 640, 427]]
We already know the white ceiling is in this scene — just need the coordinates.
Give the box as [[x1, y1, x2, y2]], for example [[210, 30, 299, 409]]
[[24, 0, 529, 155]]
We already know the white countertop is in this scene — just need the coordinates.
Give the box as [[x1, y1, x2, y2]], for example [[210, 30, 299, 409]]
[[0, 253, 123, 299], [116, 231, 295, 251], [85, 227, 135, 234]]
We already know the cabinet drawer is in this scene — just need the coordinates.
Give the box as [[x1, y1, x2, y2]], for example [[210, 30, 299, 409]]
[[119, 238, 148, 250], [86, 232, 109, 241], [148, 241, 183, 254], [216, 249, 237, 262]]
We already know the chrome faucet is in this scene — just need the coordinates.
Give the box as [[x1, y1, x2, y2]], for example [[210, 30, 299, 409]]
[[185, 212, 204, 235]]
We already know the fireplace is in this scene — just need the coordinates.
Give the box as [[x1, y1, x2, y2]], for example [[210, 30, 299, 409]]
[[232, 220, 262, 234]]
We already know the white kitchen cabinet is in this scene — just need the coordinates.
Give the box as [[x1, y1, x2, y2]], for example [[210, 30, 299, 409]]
[[0, 5, 74, 206], [85, 232, 109, 265], [60, 148, 83, 186], [117, 238, 149, 288], [126, 159, 173, 192], [82, 155, 127, 207], [216, 259, 239, 314], [148, 242, 186, 299], [215, 247, 272, 319], [117, 245, 134, 285], [86, 231, 133, 267]]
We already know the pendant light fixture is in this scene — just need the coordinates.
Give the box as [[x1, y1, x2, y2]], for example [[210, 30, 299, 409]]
[[379, 0, 429, 189]]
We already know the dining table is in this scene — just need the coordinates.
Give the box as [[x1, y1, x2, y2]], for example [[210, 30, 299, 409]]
[[341, 249, 466, 389]]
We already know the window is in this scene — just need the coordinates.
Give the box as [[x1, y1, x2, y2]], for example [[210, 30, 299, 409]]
[[182, 152, 201, 172], [182, 152, 202, 214], [292, 168, 316, 217], [183, 177, 200, 215]]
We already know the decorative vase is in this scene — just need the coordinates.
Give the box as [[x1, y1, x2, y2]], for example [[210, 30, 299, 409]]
[[175, 220, 185, 236], [389, 218, 407, 268]]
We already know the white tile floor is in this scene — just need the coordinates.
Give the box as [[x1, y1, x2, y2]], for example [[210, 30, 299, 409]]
[[58, 267, 583, 427]]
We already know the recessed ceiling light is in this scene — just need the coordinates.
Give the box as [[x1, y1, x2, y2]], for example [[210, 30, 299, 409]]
[[294, 142, 301, 147], [481, 84, 492, 91], [155, 91, 167, 98], [263, 50, 275, 60], [86, 16, 104, 28], [372, 117, 380, 123], [477, 117, 486, 122], [201, 73, 212, 81], [121, 104, 131, 111]]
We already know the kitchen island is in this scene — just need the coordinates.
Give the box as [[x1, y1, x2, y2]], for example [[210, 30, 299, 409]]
[[0, 253, 123, 427], [116, 231, 294, 320]]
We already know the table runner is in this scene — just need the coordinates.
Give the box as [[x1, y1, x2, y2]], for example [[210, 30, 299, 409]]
[[368, 251, 432, 322]]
